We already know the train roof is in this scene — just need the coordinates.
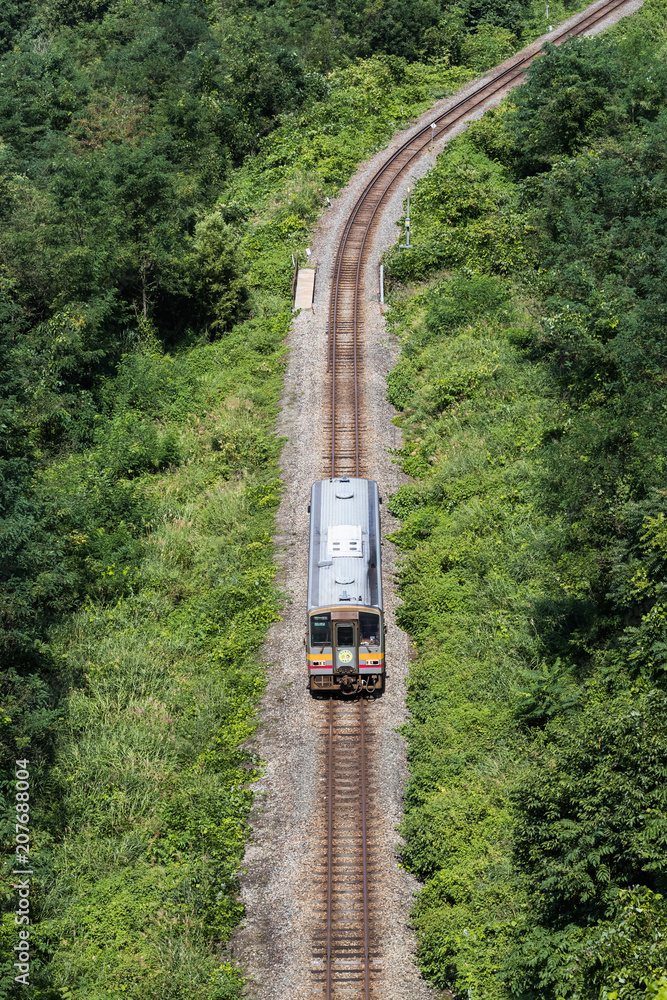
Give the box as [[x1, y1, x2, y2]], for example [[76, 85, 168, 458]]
[[307, 477, 382, 613]]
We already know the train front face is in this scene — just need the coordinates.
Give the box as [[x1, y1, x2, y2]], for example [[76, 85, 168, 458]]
[[306, 477, 384, 695], [308, 605, 384, 694]]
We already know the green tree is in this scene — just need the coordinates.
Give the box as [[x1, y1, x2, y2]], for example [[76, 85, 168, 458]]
[[188, 213, 249, 335], [105, 142, 189, 321], [508, 38, 627, 173]]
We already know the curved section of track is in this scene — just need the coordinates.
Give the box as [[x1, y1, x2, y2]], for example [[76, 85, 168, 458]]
[[325, 0, 635, 480]]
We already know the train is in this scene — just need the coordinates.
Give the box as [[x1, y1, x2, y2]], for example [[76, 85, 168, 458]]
[[306, 476, 385, 695]]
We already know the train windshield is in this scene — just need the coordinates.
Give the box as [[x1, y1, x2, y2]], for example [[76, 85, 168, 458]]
[[336, 624, 355, 647], [311, 612, 331, 646], [359, 612, 380, 644]]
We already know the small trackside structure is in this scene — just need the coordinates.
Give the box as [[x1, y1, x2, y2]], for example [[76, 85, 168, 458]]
[[293, 267, 316, 311], [306, 476, 385, 695]]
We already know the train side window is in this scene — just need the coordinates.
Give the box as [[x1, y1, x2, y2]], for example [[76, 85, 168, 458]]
[[336, 623, 355, 647], [359, 612, 380, 643], [311, 613, 331, 646]]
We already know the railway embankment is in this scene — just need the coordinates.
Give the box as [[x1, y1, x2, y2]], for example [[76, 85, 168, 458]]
[[232, 0, 646, 997]]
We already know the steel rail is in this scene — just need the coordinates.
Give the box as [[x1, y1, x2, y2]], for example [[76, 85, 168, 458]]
[[360, 698, 370, 1000], [326, 0, 634, 479], [330, 265, 338, 477], [326, 697, 334, 1000]]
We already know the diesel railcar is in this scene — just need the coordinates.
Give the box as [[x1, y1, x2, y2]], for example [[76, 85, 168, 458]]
[[306, 476, 385, 694]]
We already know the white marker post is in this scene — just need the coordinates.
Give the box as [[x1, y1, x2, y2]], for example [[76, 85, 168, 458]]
[[405, 188, 410, 247]]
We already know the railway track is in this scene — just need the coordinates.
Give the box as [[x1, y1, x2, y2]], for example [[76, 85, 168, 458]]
[[324, 0, 636, 481], [311, 699, 380, 999], [314, 1, 639, 997]]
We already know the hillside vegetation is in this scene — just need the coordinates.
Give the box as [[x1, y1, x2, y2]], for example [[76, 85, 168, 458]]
[[385, 1, 667, 997], [0, 0, 573, 995]]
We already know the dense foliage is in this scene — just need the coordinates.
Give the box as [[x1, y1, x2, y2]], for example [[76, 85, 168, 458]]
[[385, 1, 667, 996], [0, 0, 631, 992]]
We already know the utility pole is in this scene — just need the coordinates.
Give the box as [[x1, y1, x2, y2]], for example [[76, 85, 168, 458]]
[[405, 187, 410, 247]]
